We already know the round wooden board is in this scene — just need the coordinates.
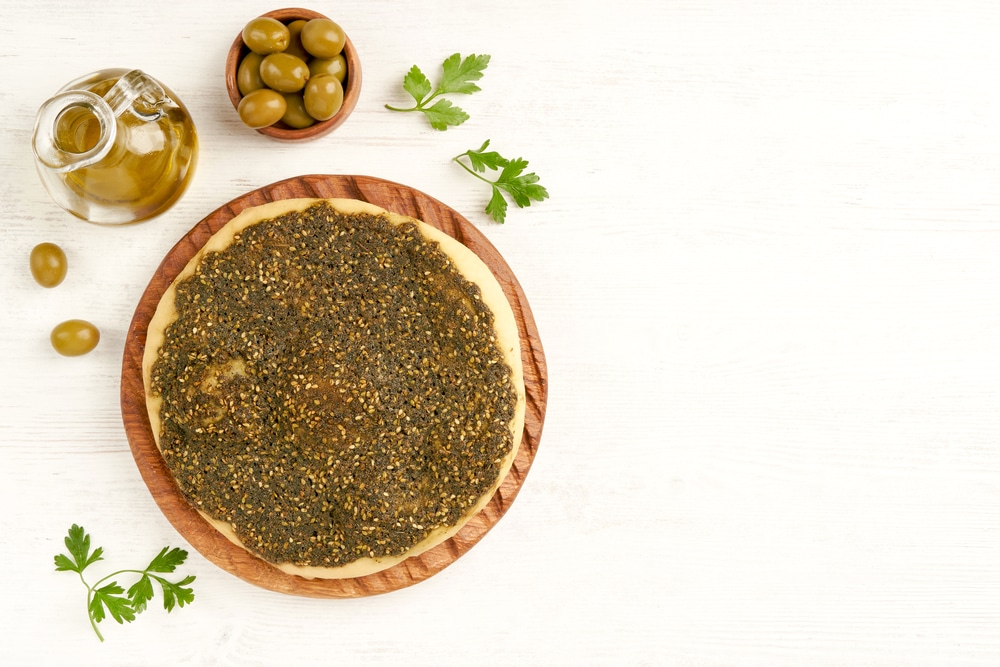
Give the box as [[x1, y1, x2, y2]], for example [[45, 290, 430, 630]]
[[120, 174, 548, 598]]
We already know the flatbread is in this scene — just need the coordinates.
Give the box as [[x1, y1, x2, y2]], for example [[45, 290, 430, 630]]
[[142, 198, 525, 579]]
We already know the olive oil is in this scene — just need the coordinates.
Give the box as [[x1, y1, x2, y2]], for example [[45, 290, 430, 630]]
[[33, 69, 198, 224], [54, 106, 101, 154]]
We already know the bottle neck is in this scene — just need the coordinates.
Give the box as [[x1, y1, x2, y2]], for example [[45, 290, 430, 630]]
[[32, 91, 116, 173]]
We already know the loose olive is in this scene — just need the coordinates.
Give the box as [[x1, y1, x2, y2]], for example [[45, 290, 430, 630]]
[[30, 242, 68, 288], [237, 52, 266, 96], [51, 319, 100, 356], [300, 18, 346, 58], [281, 93, 316, 129], [303, 74, 344, 121], [259, 52, 310, 93], [238, 88, 287, 128], [308, 54, 347, 83], [284, 20, 310, 61], [242, 16, 290, 55]]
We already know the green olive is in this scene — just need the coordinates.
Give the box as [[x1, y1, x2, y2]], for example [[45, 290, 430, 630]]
[[281, 93, 316, 129], [51, 319, 100, 356], [303, 74, 344, 121], [308, 54, 347, 83], [237, 52, 266, 96], [238, 88, 287, 128], [300, 18, 346, 58], [284, 19, 310, 60], [242, 16, 290, 55], [30, 242, 67, 288], [259, 52, 310, 93]]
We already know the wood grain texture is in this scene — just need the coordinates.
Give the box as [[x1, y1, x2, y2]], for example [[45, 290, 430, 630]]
[[119, 174, 548, 597]]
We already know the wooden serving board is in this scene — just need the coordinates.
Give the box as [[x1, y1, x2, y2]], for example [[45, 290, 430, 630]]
[[120, 174, 548, 598]]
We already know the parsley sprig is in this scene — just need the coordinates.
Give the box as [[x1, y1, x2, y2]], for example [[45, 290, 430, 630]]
[[54, 524, 196, 642], [454, 140, 549, 223], [385, 53, 490, 130]]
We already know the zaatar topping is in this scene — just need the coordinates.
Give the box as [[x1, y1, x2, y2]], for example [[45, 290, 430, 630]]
[[150, 202, 517, 567]]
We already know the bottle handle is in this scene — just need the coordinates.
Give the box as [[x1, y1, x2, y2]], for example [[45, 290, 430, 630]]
[[102, 69, 166, 121]]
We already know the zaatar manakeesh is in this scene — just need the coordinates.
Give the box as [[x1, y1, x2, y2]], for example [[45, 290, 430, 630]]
[[142, 199, 524, 578]]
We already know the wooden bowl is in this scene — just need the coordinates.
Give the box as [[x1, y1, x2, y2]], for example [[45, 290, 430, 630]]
[[225, 8, 362, 141], [120, 175, 549, 597]]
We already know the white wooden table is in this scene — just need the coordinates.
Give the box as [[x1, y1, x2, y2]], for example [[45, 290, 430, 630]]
[[3, 1, 1000, 664]]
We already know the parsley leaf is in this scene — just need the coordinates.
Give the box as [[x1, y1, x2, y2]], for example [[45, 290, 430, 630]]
[[54, 525, 196, 642], [402, 65, 432, 103], [146, 546, 188, 573], [54, 523, 104, 573], [438, 53, 491, 95], [127, 575, 156, 614], [158, 574, 197, 612], [421, 99, 470, 132], [91, 582, 136, 625], [386, 53, 490, 130], [454, 140, 550, 223]]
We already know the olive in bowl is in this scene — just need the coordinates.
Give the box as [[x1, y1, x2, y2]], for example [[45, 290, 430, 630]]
[[225, 8, 361, 140]]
